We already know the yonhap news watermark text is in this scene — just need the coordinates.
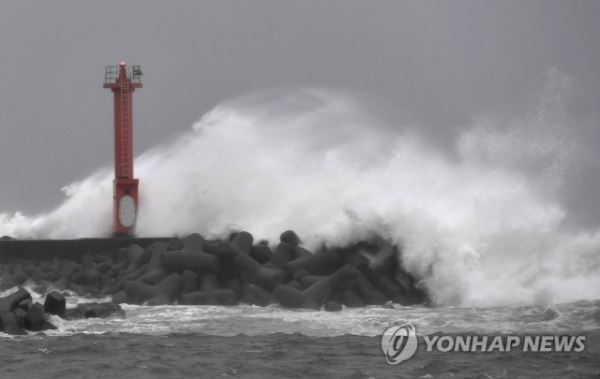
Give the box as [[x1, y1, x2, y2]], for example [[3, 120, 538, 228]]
[[381, 323, 587, 365]]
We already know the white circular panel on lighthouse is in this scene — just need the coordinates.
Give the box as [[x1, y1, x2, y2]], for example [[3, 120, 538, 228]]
[[119, 195, 136, 228]]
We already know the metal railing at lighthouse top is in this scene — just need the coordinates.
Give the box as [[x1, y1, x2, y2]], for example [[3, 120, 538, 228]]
[[104, 65, 143, 85]]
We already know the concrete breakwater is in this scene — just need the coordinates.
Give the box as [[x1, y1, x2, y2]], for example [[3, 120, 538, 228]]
[[0, 238, 174, 263], [0, 231, 427, 315], [0, 287, 123, 335]]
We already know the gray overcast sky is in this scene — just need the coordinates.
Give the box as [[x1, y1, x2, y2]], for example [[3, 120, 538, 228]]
[[0, 1, 599, 224]]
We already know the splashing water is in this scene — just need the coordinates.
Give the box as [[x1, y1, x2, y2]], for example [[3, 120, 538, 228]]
[[1, 83, 599, 307]]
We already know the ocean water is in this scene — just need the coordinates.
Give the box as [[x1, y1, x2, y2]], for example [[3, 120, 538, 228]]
[[1, 294, 599, 378]]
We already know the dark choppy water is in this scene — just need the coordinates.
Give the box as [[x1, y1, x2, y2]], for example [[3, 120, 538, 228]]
[[1, 289, 599, 378], [1, 332, 599, 379]]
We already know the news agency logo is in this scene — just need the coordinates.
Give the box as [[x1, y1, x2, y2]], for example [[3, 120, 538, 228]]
[[381, 322, 587, 365], [380, 322, 418, 365]]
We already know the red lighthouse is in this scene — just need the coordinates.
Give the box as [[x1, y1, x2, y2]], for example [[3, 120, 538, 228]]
[[103, 62, 143, 236]]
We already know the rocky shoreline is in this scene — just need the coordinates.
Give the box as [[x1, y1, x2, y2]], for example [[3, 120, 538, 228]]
[[0, 230, 427, 334]]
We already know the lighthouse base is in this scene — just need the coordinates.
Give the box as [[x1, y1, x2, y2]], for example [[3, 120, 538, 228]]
[[113, 178, 139, 236]]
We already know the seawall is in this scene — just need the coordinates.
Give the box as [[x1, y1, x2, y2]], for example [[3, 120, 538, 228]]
[[0, 238, 174, 263]]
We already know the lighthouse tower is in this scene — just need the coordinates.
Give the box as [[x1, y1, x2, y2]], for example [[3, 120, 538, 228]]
[[103, 62, 143, 237]]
